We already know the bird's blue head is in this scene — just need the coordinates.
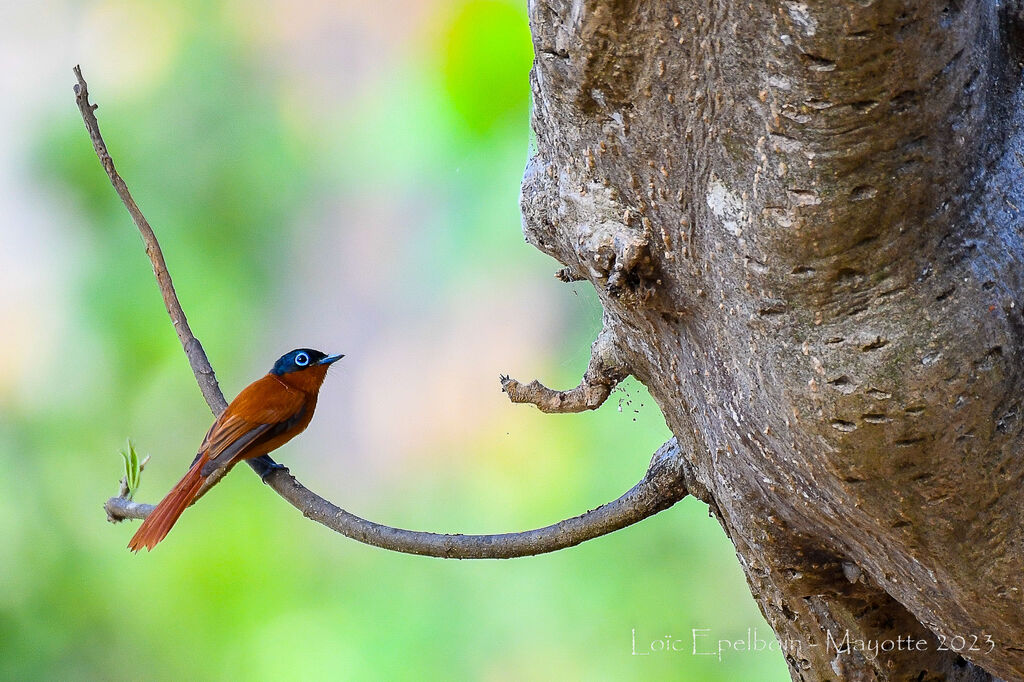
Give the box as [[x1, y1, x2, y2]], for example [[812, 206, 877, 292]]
[[270, 348, 344, 375]]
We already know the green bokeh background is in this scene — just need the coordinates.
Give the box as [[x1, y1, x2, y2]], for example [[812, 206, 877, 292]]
[[0, 1, 788, 679]]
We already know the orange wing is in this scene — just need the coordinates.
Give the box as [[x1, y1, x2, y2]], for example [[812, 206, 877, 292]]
[[199, 374, 307, 474]]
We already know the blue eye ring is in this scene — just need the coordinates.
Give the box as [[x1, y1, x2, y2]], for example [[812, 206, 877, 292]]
[[295, 352, 310, 367]]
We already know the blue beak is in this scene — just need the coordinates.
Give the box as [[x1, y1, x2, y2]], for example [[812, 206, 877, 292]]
[[318, 353, 344, 365]]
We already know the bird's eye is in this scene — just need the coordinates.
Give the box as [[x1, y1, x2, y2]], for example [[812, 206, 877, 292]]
[[295, 352, 310, 367]]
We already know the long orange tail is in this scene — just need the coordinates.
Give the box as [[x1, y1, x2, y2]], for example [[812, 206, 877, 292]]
[[128, 454, 208, 552]]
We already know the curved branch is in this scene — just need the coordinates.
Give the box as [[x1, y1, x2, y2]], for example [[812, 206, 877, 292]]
[[501, 327, 624, 413], [105, 438, 686, 558], [76, 65, 688, 558]]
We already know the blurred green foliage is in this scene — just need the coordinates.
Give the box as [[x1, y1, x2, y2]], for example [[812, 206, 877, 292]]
[[1, 1, 788, 680], [441, 0, 534, 135]]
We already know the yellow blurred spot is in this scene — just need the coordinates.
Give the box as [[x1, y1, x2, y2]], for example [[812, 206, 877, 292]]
[[82, 0, 184, 92]]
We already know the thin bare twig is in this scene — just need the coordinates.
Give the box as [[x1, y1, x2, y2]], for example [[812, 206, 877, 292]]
[[74, 65, 225, 414], [76, 65, 688, 558], [75, 65, 255, 499]]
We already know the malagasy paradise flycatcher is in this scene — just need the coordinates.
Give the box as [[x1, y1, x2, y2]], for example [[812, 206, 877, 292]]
[[128, 348, 343, 552]]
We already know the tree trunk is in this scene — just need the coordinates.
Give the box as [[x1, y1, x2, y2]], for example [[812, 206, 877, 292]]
[[522, 1, 1024, 679]]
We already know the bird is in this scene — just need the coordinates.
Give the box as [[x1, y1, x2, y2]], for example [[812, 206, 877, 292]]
[[128, 348, 343, 552]]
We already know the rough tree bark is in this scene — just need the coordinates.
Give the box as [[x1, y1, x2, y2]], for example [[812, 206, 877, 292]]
[[522, 1, 1024, 679]]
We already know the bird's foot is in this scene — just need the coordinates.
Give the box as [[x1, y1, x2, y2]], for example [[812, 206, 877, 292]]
[[250, 455, 289, 483], [260, 461, 289, 482]]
